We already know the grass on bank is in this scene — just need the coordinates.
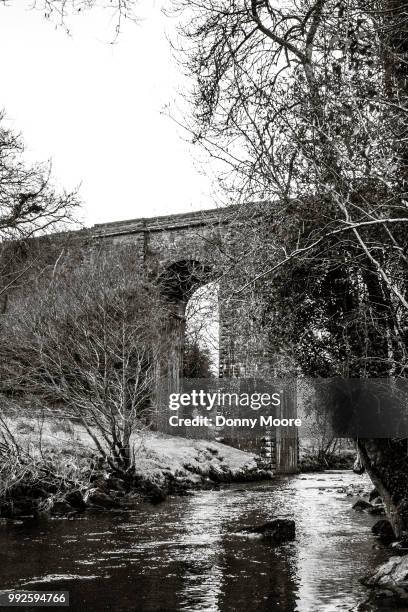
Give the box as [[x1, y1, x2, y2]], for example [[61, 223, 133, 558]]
[[0, 412, 263, 503]]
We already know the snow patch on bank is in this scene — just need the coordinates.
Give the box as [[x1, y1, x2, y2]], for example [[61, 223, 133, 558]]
[[131, 431, 266, 485]]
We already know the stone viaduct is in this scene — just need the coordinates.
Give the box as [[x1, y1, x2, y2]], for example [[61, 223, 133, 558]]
[[88, 206, 298, 474]]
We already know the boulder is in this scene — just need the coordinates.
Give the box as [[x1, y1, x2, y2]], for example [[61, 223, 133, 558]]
[[352, 499, 373, 511], [353, 454, 365, 475], [369, 488, 380, 502], [243, 519, 295, 544], [147, 483, 167, 504], [84, 488, 119, 509], [363, 555, 408, 599], [372, 519, 395, 543], [64, 490, 86, 511], [50, 500, 73, 515]]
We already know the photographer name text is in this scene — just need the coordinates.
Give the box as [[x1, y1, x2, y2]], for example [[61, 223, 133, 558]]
[[168, 415, 301, 428]]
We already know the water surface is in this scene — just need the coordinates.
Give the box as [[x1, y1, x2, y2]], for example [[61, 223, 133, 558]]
[[0, 471, 394, 611]]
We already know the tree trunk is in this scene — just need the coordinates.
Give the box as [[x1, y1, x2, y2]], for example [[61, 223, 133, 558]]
[[358, 438, 408, 538]]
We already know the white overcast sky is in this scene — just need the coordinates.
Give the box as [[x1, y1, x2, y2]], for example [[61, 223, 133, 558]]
[[0, 1, 214, 226]]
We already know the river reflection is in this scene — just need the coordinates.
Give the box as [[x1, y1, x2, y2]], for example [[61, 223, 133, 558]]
[[0, 471, 392, 611]]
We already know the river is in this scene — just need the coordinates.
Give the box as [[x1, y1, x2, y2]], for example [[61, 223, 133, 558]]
[[0, 471, 395, 611]]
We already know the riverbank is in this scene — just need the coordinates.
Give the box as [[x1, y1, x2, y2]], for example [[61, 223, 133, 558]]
[[0, 415, 272, 519], [298, 446, 356, 472]]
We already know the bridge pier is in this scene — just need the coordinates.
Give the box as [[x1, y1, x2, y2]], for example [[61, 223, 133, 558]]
[[164, 299, 186, 395]]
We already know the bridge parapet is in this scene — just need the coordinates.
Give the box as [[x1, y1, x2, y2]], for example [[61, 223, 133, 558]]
[[92, 206, 233, 238]]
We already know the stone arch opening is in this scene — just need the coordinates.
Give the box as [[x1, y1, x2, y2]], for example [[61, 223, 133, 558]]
[[158, 259, 211, 303], [158, 259, 214, 391], [184, 281, 219, 377]]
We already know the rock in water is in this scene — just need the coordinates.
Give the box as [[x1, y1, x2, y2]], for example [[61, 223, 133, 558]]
[[147, 483, 167, 504], [50, 500, 73, 515], [368, 488, 380, 502], [84, 488, 119, 509], [352, 499, 373, 511], [363, 555, 408, 599], [243, 519, 295, 543], [353, 453, 365, 475], [64, 490, 86, 511]]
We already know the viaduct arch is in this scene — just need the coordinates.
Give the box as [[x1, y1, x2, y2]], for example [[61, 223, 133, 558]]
[[91, 207, 230, 385]]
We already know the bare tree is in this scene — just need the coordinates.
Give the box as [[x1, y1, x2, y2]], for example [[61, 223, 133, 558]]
[[0, 247, 168, 474], [0, 113, 79, 304], [1, 0, 139, 38], [0, 117, 77, 238]]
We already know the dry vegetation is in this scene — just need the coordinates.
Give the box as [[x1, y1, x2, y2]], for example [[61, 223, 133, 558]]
[[0, 406, 267, 519]]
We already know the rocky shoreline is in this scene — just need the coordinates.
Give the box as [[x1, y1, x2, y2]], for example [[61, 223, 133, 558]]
[[347, 485, 408, 610], [0, 438, 272, 521]]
